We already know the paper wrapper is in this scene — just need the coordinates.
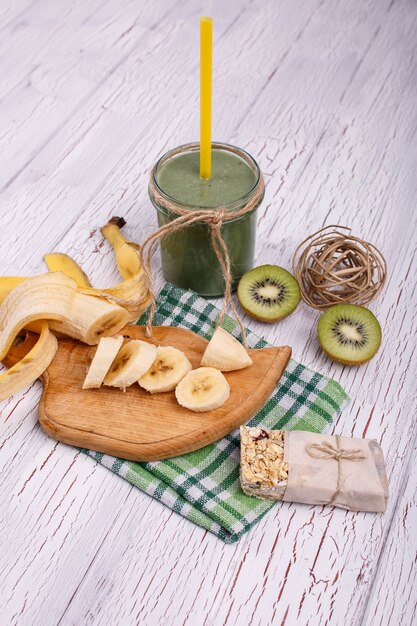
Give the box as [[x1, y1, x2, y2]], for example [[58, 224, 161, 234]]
[[283, 431, 388, 512], [240, 427, 388, 513]]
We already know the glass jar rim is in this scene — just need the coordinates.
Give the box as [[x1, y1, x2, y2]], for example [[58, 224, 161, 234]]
[[151, 141, 261, 211]]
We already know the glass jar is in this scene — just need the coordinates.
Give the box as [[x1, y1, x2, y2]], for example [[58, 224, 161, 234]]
[[148, 142, 264, 297]]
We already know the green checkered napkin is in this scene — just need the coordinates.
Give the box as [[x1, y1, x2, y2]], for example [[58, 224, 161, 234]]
[[84, 283, 349, 543]]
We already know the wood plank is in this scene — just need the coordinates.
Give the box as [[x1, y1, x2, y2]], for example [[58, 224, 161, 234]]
[[0, 0, 40, 34], [0, 0, 189, 191], [363, 439, 417, 626]]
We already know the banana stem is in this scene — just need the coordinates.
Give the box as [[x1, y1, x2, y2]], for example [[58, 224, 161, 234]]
[[101, 217, 127, 249]]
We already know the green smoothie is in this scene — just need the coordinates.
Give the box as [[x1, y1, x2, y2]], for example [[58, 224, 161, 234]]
[[157, 149, 257, 208], [149, 143, 263, 297]]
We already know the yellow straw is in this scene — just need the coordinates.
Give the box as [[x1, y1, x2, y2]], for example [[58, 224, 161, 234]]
[[200, 16, 212, 179]]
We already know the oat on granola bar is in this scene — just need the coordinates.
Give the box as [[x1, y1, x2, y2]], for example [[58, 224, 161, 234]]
[[240, 426, 288, 500]]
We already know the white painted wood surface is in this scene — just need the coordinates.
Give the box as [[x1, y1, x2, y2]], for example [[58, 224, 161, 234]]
[[0, 0, 416, 624]]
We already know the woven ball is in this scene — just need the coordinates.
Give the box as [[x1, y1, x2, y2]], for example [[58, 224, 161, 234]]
[[292, 226, 387, 310]]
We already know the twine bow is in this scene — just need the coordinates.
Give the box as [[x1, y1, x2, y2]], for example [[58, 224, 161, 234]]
[[142, 171, 265, 347], [306, 435, 366, 505]]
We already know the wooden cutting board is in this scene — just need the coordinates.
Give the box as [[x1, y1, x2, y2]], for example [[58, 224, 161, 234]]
[[4, 326, 291, 461]]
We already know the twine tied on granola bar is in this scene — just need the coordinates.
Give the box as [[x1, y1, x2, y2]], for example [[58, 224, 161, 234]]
[[142, 170, 265, 347], [306, 438, 366, 462], [306, 435, 366, 505]]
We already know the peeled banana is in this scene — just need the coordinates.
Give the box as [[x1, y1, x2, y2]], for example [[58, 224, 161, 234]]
[[104, 340, 157, 390], [0, 322, 58, 401], [101, 217, 142, 280], [44, 253, 91, 287], [48, 292, 129, 345], [82, 336, 124, 389], [175, 367, 230, 412], [201, 327, 253, 371], [0, 272, 129, 356], [139, 346, 192, 393]]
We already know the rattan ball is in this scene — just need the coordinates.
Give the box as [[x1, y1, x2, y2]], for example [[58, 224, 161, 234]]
[[292, 226, 387, 310]]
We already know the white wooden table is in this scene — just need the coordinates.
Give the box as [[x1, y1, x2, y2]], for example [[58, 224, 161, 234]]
[[1, 1, 416, 624]]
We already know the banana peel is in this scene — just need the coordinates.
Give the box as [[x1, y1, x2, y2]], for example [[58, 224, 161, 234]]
[[0, 274, 71, 400], [0, 250, 92, 304], [79, 273, 151, 323], [0, 322, 58, 401], [0, 255, 93, 298], [0, 224, 150, 322], [0, 276, 26, 302], [44, 253, 91, 287], [82, 217, 152, 321], [101, 216, 142, 280]]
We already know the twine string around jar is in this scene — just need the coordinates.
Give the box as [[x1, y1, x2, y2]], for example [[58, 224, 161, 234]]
[[141, 173, 265, 347]]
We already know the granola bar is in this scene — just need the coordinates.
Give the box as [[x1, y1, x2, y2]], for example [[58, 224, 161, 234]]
[[240, 426, 288, 500], [240, 427, 388, 512]]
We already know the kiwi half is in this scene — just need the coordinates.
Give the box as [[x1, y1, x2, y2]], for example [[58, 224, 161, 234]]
[[317, 304, 382, 365], [237, 265, 301, 322]]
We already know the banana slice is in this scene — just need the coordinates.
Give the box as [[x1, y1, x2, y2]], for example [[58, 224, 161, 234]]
[[104, 340, 157, 390], [175, 367, 230, 412], [139, 346, 192, 393], [83, 336, 124, 389], [44, 253, 91, 287], [48, 292, 129, 345], [0, 322, 58, 401], [201, 327, 252, 371]]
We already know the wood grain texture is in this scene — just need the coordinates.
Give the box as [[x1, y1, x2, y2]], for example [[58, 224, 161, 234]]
[[0, 0, 416, 624], [363, 438, 417, 626], [3, 327, 290, 460]]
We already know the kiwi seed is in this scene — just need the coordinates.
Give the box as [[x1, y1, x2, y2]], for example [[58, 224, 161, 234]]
[[237, 265, 301, 322], [317, 303, 382, 366]]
